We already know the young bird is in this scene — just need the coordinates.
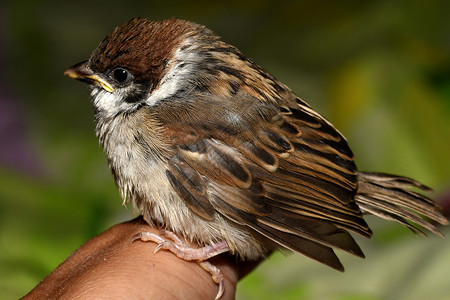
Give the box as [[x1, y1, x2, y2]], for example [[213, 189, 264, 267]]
[[65, 18, 448, 298]]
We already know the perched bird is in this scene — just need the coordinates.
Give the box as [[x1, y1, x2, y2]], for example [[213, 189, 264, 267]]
[[65, 18, 448, 298]]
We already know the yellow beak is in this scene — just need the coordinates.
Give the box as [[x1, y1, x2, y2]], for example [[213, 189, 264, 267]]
[[64, 61, 114, 93]]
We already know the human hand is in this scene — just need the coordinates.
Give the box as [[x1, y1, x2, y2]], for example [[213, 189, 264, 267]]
[[22, 217, 258, 300]]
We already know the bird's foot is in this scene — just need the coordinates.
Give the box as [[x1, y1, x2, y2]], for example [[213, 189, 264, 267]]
[[131, 230, 229, 299]]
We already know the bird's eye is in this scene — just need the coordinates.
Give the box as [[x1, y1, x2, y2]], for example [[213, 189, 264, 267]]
[[112, 68, 131, 84]]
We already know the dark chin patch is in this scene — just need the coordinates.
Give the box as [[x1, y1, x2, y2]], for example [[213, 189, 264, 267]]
[[123, 81, 151, 103]]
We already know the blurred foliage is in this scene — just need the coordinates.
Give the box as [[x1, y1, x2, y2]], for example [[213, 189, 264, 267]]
[[0, 0, 449, 299]]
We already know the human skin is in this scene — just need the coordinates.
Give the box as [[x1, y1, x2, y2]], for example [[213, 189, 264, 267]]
[[21, 217, 260, 300]]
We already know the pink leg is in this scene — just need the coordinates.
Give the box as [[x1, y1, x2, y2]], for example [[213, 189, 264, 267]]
[[160, 229, 185, 245], [131, 230, 230, 299]]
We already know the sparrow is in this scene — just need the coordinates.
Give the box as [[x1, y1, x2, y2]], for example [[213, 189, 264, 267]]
[[64, 18, 448, 298]]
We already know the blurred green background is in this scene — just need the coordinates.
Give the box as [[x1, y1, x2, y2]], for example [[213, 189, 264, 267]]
[[1, 0, 449, 299]]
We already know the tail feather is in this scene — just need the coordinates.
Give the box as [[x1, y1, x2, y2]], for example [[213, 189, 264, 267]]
[[355, 172, 448, 237]]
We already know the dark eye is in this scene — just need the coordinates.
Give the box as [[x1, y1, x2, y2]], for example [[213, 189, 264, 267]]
[[112, 68, 131, 84]]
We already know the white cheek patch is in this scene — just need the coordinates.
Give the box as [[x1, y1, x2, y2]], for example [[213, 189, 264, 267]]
[[146, 63, 184, 105], [145, 40, 199, 106]]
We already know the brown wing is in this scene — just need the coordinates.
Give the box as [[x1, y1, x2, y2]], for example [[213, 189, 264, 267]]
[[159, 95, 369, 270]]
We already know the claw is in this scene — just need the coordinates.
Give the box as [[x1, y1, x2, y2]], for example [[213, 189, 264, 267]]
[[130, 232, 143, 243], [216, 280, 224, 300], [154, 241, 169, 254]]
